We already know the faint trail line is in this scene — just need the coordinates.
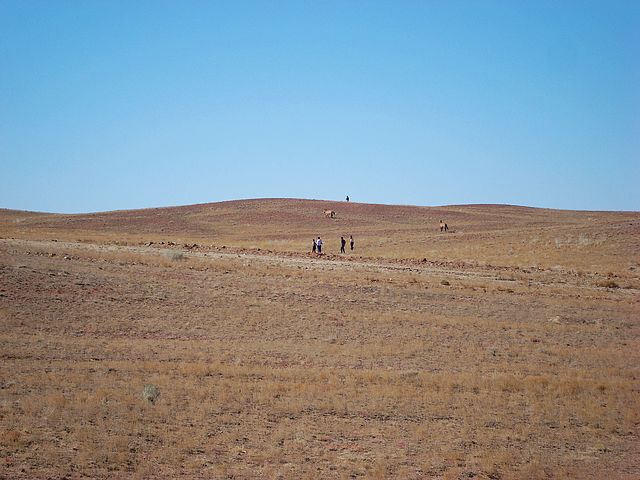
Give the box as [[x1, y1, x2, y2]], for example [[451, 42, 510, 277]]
[[4, 237, 482, 277], [2, 238, 634, 294]]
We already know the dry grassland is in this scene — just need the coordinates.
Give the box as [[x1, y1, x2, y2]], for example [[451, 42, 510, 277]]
[[0, 199, 639, 479]]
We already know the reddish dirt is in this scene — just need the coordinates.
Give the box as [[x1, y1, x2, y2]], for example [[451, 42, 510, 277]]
[[1, 199, 638, 479]]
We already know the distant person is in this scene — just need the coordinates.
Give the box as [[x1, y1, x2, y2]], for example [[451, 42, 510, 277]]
[[340, 236, 346, 253], [439, 220, 445, 232], [346, 195, 349, 202], [316, 236, 323, 254], [444, 223, 449, 232], [350, 235, 354, 251], [312, 238, 317, 253]]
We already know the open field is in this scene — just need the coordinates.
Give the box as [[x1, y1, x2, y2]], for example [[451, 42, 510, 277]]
[[1, 199, 639, 479]]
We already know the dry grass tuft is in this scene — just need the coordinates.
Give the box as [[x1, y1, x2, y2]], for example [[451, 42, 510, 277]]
[[165, 250, 186, 262]]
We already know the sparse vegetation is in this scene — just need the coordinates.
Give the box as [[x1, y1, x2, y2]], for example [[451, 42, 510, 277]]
[[142, 384, 160, 404], [0, 200, 638, 478], [165, 250, 186, 262]]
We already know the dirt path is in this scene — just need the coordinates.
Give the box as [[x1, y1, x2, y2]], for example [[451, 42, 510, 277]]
[[2, 237, 637, 295]]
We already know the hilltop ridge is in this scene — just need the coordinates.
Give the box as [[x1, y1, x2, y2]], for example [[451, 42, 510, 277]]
[[1, 198, 638, 273]]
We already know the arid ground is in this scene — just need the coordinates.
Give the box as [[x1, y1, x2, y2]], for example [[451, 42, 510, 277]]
[[1, 198, 639, 479]]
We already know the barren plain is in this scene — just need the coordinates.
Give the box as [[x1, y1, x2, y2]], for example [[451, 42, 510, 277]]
[[1, 198, 639, 479]]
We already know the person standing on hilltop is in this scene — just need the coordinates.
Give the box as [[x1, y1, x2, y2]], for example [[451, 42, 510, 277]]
[[316, 236, 323, 254], [346, 195, 349, 202], [350, 235, 354, 251], [340, 236, 346, 253]]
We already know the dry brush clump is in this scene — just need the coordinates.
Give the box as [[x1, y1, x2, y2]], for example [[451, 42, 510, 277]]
[[164, 250, 187, 262], [596, 279, 619, 288], [142, 384, 161, 404]]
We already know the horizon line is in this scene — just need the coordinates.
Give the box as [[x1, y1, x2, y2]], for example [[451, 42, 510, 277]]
[[2, 197, 638, 216]]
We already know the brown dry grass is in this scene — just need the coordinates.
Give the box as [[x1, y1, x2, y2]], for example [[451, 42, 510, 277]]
[[2, 199, 639, 273], [0, 199, 639, 479]]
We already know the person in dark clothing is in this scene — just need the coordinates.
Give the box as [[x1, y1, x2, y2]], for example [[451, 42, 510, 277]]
[[340, 236, 346, 253], [349, 235, 354, 251], [444, 223, 449, 232], [346, 195, 349, 202], [312, 238, 317, 253]]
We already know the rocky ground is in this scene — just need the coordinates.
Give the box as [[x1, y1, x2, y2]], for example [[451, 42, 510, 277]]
[[1, 200, 639, 479]]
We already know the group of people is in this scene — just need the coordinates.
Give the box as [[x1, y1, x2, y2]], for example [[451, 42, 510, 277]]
[[312, 235, 354, 254], [439, 219, 449, 232]]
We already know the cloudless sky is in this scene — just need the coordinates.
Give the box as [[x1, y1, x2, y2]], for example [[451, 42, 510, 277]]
[[1, 0, 638, 213]]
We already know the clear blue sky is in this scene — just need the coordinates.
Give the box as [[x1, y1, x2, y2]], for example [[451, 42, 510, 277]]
[[1, 1, 638, 213]]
